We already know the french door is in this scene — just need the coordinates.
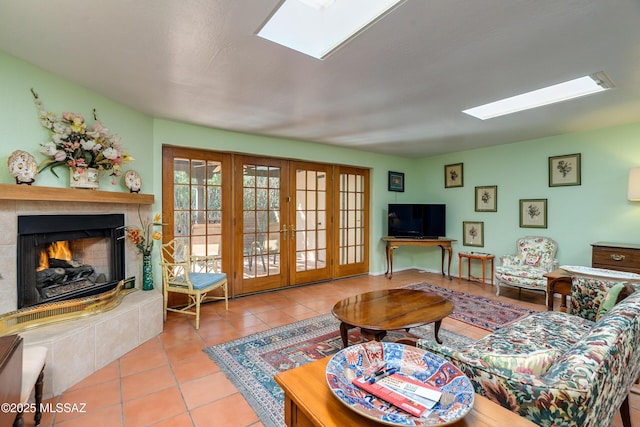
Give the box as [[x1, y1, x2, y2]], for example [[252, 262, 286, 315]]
[[163, 147, 368, 296]]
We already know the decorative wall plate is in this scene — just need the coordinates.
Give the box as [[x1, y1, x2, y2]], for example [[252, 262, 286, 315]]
[[7, 150, 38, 185], [124, 170, 142, 193]]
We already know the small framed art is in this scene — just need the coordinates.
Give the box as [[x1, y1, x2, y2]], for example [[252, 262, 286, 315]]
[[388, 171, 405, 192], [475, 185, 497, 212], [444, 163, 463, 188], [463, 221, 484, 247], [520, 199, 548, 228], [549, 153, 581, 187]]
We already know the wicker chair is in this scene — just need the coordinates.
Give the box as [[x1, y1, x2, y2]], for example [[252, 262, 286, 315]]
[[160, 239, 228, 329]]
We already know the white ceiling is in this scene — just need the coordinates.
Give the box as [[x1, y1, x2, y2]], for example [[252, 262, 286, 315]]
[[2, 0, 640, 158]]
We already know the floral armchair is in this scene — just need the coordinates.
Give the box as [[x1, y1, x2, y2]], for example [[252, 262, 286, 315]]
[[494, 236, 558, 301]]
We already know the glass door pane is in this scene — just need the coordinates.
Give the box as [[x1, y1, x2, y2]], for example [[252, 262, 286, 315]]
[[290, 162, 332, 284], [235, 156, 289, 294], [335, 166, 369, 277]]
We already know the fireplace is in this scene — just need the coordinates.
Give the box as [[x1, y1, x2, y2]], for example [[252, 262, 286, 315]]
[[17, 214, 126, 309]]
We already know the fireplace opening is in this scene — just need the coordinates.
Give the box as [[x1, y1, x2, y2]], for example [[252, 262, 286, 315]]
[[17, 214, 125, 309]]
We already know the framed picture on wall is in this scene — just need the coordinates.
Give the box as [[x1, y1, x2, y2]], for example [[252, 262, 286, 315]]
[[388, 171, 405, 192], [520, 199, 548, 228], [444, 163, 463, 188], [549, 153, 581, 187], [463, 221, 484, 247], [475, 185, 497, 212]]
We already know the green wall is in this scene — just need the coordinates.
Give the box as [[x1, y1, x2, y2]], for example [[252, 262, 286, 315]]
[[402, 123, 640, 276], [3, 50, 640, 279]]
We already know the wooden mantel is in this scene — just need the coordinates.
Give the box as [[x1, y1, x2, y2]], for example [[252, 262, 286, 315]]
[[0, 183, 154, 204]]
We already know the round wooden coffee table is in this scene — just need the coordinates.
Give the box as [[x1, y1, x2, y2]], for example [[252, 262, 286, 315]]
[[331, 289, 454, 348]]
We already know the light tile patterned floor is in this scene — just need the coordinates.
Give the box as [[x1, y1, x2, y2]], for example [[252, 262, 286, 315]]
[[23, 270, 640, 426]]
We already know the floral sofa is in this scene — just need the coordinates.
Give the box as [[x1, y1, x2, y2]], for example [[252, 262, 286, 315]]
[[494, 236, 558, 300], [418, 275, 640, 427]]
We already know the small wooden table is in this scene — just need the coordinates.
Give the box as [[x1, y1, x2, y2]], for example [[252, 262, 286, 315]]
[[331, 289, 454, 347], [274, 356, 537, 427], [544, 269, 572, 311], [458, 252, 495, 287], [382, 237, 456, 279]]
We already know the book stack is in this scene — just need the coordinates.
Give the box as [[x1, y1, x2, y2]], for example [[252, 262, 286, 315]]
[[352, 371, 442, 417]]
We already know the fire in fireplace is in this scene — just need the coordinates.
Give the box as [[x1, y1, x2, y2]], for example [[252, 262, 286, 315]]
[[17, 214, 126, 309]]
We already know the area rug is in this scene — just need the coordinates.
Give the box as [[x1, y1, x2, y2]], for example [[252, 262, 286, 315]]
[[205, 315, 474, 427], [407, 282, 538, 331], [204, 283, 537, 427]]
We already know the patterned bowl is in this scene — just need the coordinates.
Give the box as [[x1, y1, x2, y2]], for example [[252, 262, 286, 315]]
[[325, 341, 474, 426]]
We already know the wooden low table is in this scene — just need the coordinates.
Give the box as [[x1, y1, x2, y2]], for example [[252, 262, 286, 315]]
[[274, 356, 537, 427], [331, 289, 454, 347], [458, 252, 495, 287]]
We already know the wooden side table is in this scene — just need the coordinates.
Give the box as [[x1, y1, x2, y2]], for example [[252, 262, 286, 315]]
[[544, 269, 572, 312], [458, 252, 495, 287]]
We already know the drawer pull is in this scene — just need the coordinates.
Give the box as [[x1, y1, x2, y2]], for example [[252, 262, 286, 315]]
[[610, 254, 626, 261]]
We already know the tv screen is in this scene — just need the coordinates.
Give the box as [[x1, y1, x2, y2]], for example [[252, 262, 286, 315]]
[[387, 204, 446, 238]]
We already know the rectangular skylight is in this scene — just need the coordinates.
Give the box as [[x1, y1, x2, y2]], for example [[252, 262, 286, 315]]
[[257, 0, 404, 60], [462, 72, 614, 120]]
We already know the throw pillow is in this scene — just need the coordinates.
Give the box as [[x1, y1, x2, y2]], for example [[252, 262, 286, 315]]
[[525, 253, 540, 266], [480, 349, 558, 376], [596, 282, 636, 320]]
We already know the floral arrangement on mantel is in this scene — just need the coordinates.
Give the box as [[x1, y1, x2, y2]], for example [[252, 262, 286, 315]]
[[31, 88, 133, 184]]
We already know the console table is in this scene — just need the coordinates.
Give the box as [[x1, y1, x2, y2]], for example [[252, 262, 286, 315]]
[[274, 356, 537, 427], [382, 237, 455, 279]]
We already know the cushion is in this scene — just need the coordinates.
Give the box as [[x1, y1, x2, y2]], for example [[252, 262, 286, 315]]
[[525, 253, 540, 266], [596, 282, 636, 320], [480, 349, 559, 376]]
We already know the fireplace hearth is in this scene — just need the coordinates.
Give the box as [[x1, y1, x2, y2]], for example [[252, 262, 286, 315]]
[[17, 214, 126, 309]]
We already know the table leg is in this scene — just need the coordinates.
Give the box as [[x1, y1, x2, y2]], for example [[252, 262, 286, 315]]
[[339, 322, 352, 348], [458, 254, 462, 280], [480, 259, 486, 289], [446, 246, 453, 279], [490, 258, 494, 285], [439, 245, 446, 276], [434, 319, 444, 344], [385, 245, 396, 279]]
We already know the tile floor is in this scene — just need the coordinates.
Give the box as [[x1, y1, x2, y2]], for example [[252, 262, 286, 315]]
[[23, 270, 640, 426]]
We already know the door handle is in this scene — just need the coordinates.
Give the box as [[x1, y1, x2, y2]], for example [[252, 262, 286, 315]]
[[291, 225, 295, 240], [280, 224, 287, 240]]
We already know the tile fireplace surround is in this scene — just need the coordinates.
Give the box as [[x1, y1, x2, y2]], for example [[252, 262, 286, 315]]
[[0, 185, 163, 398]]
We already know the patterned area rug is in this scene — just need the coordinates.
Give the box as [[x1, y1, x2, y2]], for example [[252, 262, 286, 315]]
[[407, 282, 538, 331], [204, 283, 536, 427]]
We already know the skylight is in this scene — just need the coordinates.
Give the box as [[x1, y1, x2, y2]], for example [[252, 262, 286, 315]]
[[257, 0, 405, 60], [462, 72, 615, 120]]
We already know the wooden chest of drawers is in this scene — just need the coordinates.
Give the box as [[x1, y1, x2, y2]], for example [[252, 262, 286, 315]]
[[591, 242, 640, 274]]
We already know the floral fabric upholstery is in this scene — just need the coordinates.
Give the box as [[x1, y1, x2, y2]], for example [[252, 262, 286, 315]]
[[569, 275, 627, 321], [494, 236, 558, 298], [417, 291, 640, 427]]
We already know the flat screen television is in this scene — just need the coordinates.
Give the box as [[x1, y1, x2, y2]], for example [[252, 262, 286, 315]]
[[387, 203, 446, 238]]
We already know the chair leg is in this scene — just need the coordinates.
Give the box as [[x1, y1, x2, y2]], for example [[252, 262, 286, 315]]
[[13, 411, 24, 427], [195, 294, 201, 330], [34, 367, 44, 426], [621, 394, 632, 427]]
